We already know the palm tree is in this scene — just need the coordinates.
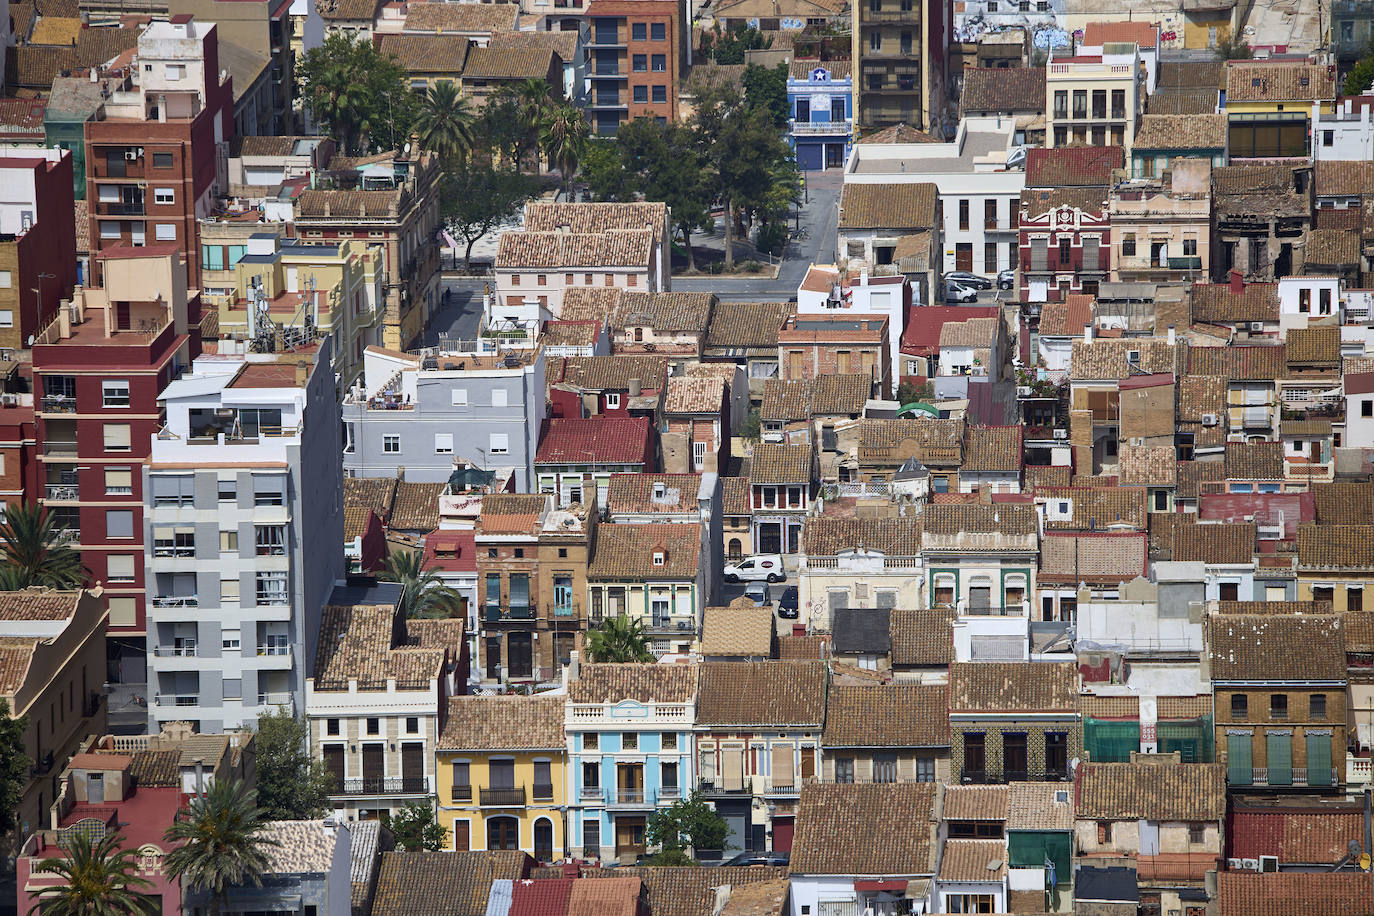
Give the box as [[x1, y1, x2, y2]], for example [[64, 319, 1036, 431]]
[[586, 614, 653, 663], [0, 501, 84, 590], [27, 832, 160, 916], [381, 550, 462, 619], [163, 780, 277, 916], [516, 78, 557, 169], [540, 103, 590, 197], [412, 82, 476, 166]]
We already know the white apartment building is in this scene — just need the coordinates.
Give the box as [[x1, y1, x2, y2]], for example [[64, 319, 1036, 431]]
[[842, 117, 1026, 278], [1312, 98, 1374, 161], [1045, 44, 1144, 150], [144, 341, 344, 732]]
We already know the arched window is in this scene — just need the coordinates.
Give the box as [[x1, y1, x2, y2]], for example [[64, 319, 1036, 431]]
[[534, 817, 554, 862]]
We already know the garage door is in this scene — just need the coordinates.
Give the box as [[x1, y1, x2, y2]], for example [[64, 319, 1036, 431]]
[[773, 816, 795, 853]]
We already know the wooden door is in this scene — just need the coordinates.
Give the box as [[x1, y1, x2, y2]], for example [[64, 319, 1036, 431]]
[[955, 244, 973, 272], [401, 742, 424, 793], [772, 816, 795, 853], [323, 745, 345, 792]]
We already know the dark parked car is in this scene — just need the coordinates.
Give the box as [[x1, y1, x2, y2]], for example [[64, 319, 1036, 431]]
[[777, 586, 799, 619], [943, 270, 993, 290], [720, 851, 790, 867], [997, 268, 1016, 290]]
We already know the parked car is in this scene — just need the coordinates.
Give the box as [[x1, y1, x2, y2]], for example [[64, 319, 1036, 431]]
[[724, 554, 786, 583], [944, 280, 979, 303], [998, 268, 1016, 290], [943, 270, 993, 290], [744, 581, 770, 606], [777, 586, 799, 619], [720, 851, 790, 867]]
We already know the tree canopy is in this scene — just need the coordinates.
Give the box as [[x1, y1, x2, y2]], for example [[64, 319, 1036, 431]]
[[646, 792, 731, 862], [163, 780, 277, 916], [586, 615, 653, 663], [0, 501, 84, 590], [389, 802, 446, 851], [26, 833, 160, 916], [700, 24, 771, 64], [254, 708, 336, 821], [297, 33, 411, 153], [439, 164, 543, 268]]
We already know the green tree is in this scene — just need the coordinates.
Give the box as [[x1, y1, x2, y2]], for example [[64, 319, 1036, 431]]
[[0, 501, 84, 590], [412, 82, 476, 165], [579, 139, 632, 201], [695, 92, 794, 266], [1346, 54, 1374, 96], [440, 164, 542, 268], [514, 79, 558, 170], [586, 614, 653, 663], [163, 780, 278, 916], [741, 63, 790, 128], [539, 102, 591, 195], [254, 708, 336, 821], [26, 833, 160, 916], [297, 33, 409, 153], [388, 802, 446, 852], [741, 408, 761, 442], [897, 380, 934, 405], [1215, 34, 1254, 60], [615, 119, 713, 270], [701, 24, 771, 64], [382, 550, 462, 619], [646, 792, 731, 860], [0, 700, 29, 837]]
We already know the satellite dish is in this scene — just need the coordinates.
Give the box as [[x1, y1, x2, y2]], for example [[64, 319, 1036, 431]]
[[1360, 853, 1371, 872], [404, 142, 412, 154]]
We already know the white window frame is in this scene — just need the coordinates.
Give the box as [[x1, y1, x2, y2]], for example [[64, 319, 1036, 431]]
[[102, 379, 131, 408], [155, 223, 176, 241], [491, 387, 508, 408], [605, 393, 622, 410], [154, 187, 175, 205], [382, 434, 401, 453], [451, 388, 468, 406], [489, 433, 510, 455], [434, 433, 454, 454]]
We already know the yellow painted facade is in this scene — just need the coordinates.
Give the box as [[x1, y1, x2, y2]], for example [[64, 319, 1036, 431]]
[[435, 749, 567, 857], [1296, 575, 1372, 614], [1183, 15, 1231, 50]]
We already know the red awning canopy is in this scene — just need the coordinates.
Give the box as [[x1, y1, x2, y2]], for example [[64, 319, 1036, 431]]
[[854, 880, 908, 892]]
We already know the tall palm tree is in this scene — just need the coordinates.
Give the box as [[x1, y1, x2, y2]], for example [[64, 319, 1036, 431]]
[[586, 614, 653, 663], [0, 501, 84, 590], [163, 779, 277, 916], [412, 82, 476, 166], [26, 832, 160, 916], [540, 103, 590, 197], [516, 78, 557, 169], [381, 550, 462, 619]]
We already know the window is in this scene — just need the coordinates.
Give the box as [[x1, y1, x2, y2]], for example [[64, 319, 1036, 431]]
[[1270, 694, 1288, 720], [958, 199, 969, 231], [327, 718, 340, 736], [1058, 237, 1072, 267], [101, 380, 131, 408], [633, 85, 648, 103], [623, 732, 638, 750], [652, 85, 667, 103], [1231, 694, 1247, 719], [1364, 400, 1373, 418], [253, 479, 283, 507], [221, 578, 240, 602], [367, 717, 380, 735], [406, 716, 419, 734], [164, 63, 185, 79], [218, 479, 236, 502], [255, 525, 286, 556], [633, 54, 647, 71], [155, 224, 176, 241], [650, 22, 665, 39], [489, 433, 509, 455], [632, 22, 647, 39], [662, 732, 677, 750], [583, 819, 600, 855], [584, 733, 599, 750], [103, 424, 131, 452], [152, 152, 173, 169], [1319, 288, 1332, 315], [834, 757, 854, 783], [1072, 89, 1087, 118], [1122, 233, 1136, 257], [1324, 130, 1334, 147], [451, 388, 468, 406], [104, 468, 132, 495], [434, 433, 453, 454], [383, 434, 401, 453], [0, 310, 12, 329], [1053, 90, 1067, 119], [605, 392, 622, 410], [1097, 820, 1112, 844], [1351, 588, 1365, 613], [105, 509, 134, 539], [223, 630, 241, 650], [154, 188, 174, 205], [220, 529, 238, 553], [0, 271, 10, 289], [106, 554, 136, 582], [108, 598, 137, 627], [255, 570, 288, 606], [964, 733, 986, 779], [1298, 288, 1311, 313]]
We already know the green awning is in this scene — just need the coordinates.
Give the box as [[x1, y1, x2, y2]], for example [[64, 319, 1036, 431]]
[[1008, 831, 1071, 886]]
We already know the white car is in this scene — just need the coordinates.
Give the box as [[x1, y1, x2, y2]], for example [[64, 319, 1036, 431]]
[[724, 555, 786, 583]]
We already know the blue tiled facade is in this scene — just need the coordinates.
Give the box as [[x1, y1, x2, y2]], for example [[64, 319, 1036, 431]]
[[787, 64, 854, 171]]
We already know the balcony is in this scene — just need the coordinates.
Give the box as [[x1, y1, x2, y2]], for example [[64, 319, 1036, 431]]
[[647, 619, 695, 634], [864, 8, 919, 22], [155, 693, 200, 708], [580, 785, 605, 802], [153, 645, 198, 657], [480, 787, 526, 806], [42, 440, 79, 457], [532, 784, 555, 802], [257, 691, 292, 707], [44, 484, 79, 501], [552, 602, 578, 618], [698, 779, 751, 795], [657, 784, 680, 800], [485, 604, 536, 622], [153, 546, 196, 559], [763, 776, 818, 796], [451, 784, 473, 803], [790, 118, 853, 136], [607, 788, 649, 807], [257, 644, 290, 657], [94, 200, 145, 217], [152, 595, 198, 608], [337, 776, 431, 796], [39, 396, 76, 414]]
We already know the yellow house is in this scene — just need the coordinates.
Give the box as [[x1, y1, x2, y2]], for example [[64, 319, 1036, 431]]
[[1223, 62, 1337, 159], [436, 694, 566, 860], [375, 34, 471, 95], [1296, 524, 1374, 613]]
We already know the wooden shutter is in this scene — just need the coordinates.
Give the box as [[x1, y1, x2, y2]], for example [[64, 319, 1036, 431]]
[[722, 744, 744, 790], [771, 745, 794, 788]]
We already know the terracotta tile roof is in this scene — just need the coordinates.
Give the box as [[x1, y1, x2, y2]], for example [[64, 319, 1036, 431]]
[[749, 442, 813, 484], [856, 122, 941, 143], [822, 684, 949, 747], [568, 663, 697, 704], [313, 603, 445, 690], [1226, 441, 1284, 480], [1038, 295, 1093, 337], [938, 316, 998, 350], [489, 29, 580, 62], [1160, 60, 1224, 89], [1009, 782, 1075, 831], [1081, 695, 1139, 720], [1172, 519, 1254, 564], [938, 839, 1006, 882], [1083, 19, 1157, 47], [261, 820, 345, 875], [942, 785, 1009, 821], [1070, 338, 1179, 380], [1039, 533, 1147, 583], [663, 377, 724, 414], [889, 608, 955, 667], [407, 618, 467, 653], [567, 877, 641, 916], [1175, 460, 1225, 500], [540, 319, 601, 348], [372, 850, 531, 916], [534, 416, 652, 466], [1296, 524, 1374, 569], [1187, 345, 1287, 380], [1286, 327, 1340, 366], [922, 503, 1038, 537], [1217, 872, 1372, 916], [1315, 205, 1361, 232], [1025, 465, 1071, 488], [1231, 807, 1366, 864], [403, 1, 519, 30], [582, 867, 786, 916], [961, 426, 1022, 473], [557, 355, 668, 392], [1315, 159, 1374, 198], [1116, 444, 1176, 487], [560, 288, 626, 324], [0, 591, 80, 621], [791, 783, 937, 875], [1131, 112, 1228, 149], [1191, 282, 1279, 324], [1147, 87, 1219, 115], [1025, 146, 1124, 187], [315, 0, 382, 19], [438, 694, 564, 750], [838, 182, 938, 230], [1077, 760, 1226, 821], [704, 301, 795, 352], [948, 662, 1079, 714], [344, 506, 376, 541], [959, 66, 1045, 114], [389, 481, 444, 531], [478, 494, 547, 534], [779, 634, 829, 659], [696, 660, 827, 726], [1225, 62, 1336, 102], [496, 229, 652, 269], [525, 201, 667, 233], [802, 516, 921, 557], [618, 291, 715, 333], [858, 418, 963, 466], [0, 98, 46, 138], [1311, 482, 1374, 525], [1020, 187, 1109, 219], [717, 879, 788, 916], [377, 33, 471, 72], [700, 605, 774, 657], [1035, 486, 1148, 531], [128, 749, 181, 788], [760, 374, 872, 421], [1152, 695, 1208, 719], [1208, 614, 1345, 682], [606, 474, 701, 516], [789, 57, 851, 79], [512, 876, 573, 916], [295, 187, 406, 220], [720, 477, 751, 515], [588, 522, 701, 581], [1308, 228, 1360, 269], [1216, 600, 1329, 615]]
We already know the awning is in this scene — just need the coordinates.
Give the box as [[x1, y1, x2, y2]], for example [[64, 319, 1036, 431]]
[[855, 880, 909, 892], [905, 879, 931, 899]]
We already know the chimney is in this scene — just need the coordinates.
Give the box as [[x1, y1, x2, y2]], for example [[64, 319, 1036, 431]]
[[1229, 269, 1243, 295], [628, 377, 642, 397], [1084, 321, 1093, 343], [568, 649, 580, 683], [1167, 324, 1175, 346], [193, 758, 205, 797]]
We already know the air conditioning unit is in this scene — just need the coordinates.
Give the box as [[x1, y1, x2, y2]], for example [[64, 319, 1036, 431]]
[[1241, 859, 1261, 872], [1053, 429, 1068, 439], [1227, 858, 1244, 871], [1201, 413, 1219, 427], [1250, 322, 1264, 332], [0, 395, 16, 407], [1259, 855, 1279, 873], [124, 149, 139, 161]]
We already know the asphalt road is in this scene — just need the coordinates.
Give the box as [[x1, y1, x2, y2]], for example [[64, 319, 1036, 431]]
[[425, 276, 487, 345]]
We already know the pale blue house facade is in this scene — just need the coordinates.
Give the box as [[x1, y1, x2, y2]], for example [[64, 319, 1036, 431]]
[[788, 62, 854, 171]]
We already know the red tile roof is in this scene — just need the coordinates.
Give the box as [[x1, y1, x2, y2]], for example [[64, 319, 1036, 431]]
[[899, 305, 1000, 357], [534, 416, 652, 466], [421, 530, 477, 573], [1083, 20, 1158, 48], [1026, 146, 1124, 187]]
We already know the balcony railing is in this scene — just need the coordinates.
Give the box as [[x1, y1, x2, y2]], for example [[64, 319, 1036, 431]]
[[337, 776, 431, 796], [257, 691, 292, 706], [40, 396, 76, 414], [790, 118, 853, 135], [657, 784, 680, 799], [152, 595, 198, 608], [580, 785, 604, 801], [153, 645, 198, 657], [480, 787, 526, 806], [153, 546, 196, 558], [451, 784, 473, 803], [532, 784, 555, 801], [154, 693, 200, 707], [485, 604, 535, 622], [95, 200, 145, 217], [257, 645, 290, 656], [42, 440, 79, 456], [609, 788, 647, 805], [44, 484, 79, 501]]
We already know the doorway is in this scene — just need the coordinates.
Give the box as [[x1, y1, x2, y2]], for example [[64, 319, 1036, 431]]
[[955, 244, 973, 272], [615, 816, 646, 860], [772, 816, 795, 852], [758, 522, 782, 554], [362, 743, 384, 793], [488, 816, 519, 850]]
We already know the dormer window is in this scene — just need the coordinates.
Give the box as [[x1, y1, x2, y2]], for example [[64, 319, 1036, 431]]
[[653, 548, 666, 566], [653, 483, 666, 499]]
